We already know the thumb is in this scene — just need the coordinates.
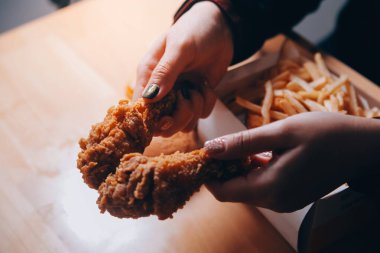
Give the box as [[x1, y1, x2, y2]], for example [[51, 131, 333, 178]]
[[204, 122, 292, 160], [142, 47, 187, 103]]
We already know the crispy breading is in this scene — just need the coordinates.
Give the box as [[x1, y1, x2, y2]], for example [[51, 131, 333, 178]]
[[97, 149, 253, 220], [78, 91, 259, 220], [77, 92, 176, 189]]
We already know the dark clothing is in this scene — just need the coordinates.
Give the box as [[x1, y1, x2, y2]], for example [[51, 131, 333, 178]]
[[175, 0, 322, 63], [175, 0, 380, 85], [322, 0, 380, 85]]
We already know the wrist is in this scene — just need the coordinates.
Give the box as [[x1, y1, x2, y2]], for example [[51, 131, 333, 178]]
[[190, 1, 234, 55], [194, 1, 232, 30]]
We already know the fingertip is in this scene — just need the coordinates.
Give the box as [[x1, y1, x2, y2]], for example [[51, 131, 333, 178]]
[[153, 87, 200, 136], [143, 81, 177, 103], [144, 49, 185, 102], [204, 137, 226, 156], [142, 83, 161, 100]]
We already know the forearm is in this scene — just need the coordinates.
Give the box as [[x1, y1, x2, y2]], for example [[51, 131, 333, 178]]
[[175, 0, 323, 63]]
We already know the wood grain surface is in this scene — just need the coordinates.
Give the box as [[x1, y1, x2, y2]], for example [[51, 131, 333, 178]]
[[0, 0, 294, 252]]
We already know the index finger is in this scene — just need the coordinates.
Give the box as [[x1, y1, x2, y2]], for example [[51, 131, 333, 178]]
[[134, 34, 167, 101], [205, 120, 296, 160]]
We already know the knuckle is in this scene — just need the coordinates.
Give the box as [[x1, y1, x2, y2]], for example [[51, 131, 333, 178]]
[[277, 119, 297, 141], [166, 35, 195, 59], [152, 62, 172, 80], [233, 131, 252, 153], [277, 120, 292, 134]]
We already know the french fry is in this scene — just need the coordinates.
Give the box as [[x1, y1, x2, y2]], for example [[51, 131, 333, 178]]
[[290, 75, 314, 92], [304, 99, 327, 112], [274, 89, 304, 102], [272, 97, 283, 111], [279, 59, 300, 72], [336, 91, 345, 108], [323, 100, 333, 112], [317, 91, 327, 104], [278, 98, 297, 115], [126, 84, 134, 99], [370, 107, 380, 118], [247, 114, 263, 128], [358, 107, 365, 117], [272, 80, 288, 89], [288, 90, 304, 102], [298, 90, 320, 100], [309, 76, 327, 90], [235, 52, 378, 129], [235, 96, 287, 120], [286, 81, 302, 92], [329, 95, 340, 112], [274, 89, 285, 97], [347, 84, 360, 116], [329, 75, 348, 93], [284, 90, 307, 113], [303, 61, 321, 80], [317, 75, 348, 103], [293, 68, 312, 82], [261, 81, 274, 124], [272, 70, 290, 83], [358, 95, 370, 111], [315, 52, 331, 79], [365, 110, 375, 118]]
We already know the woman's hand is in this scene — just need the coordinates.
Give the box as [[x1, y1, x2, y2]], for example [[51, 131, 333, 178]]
[[204, 112, 380, 212], [133, 1, 233, 137]]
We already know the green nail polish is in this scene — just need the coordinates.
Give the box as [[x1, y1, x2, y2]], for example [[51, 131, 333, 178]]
[[142, 84, 160, 99]]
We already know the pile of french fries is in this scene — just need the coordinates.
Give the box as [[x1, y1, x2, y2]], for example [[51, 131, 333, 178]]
[[235, 53, 380, 128]]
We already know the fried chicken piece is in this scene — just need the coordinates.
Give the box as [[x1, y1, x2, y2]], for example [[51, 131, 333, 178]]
[[77, 92, 176, 189], [97, 149, 256, 220], [78, 90, 260, 220]]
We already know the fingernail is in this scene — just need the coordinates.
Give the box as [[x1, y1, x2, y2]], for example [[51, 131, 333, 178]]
[[205, 138, 225, 155], [142, 84, 160, 99]]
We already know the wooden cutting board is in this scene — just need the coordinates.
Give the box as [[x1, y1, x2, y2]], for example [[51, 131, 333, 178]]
[[0, 0, 294, 252]]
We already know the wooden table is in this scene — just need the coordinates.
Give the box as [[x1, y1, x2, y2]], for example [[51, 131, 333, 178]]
[[0, 0, 294, 252]]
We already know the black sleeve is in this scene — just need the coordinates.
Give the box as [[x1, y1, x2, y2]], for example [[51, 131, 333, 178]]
[[174, 0, 323, 63]]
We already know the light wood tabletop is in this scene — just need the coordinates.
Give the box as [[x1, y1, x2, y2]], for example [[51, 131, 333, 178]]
[[0, 0, 294, 252]]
